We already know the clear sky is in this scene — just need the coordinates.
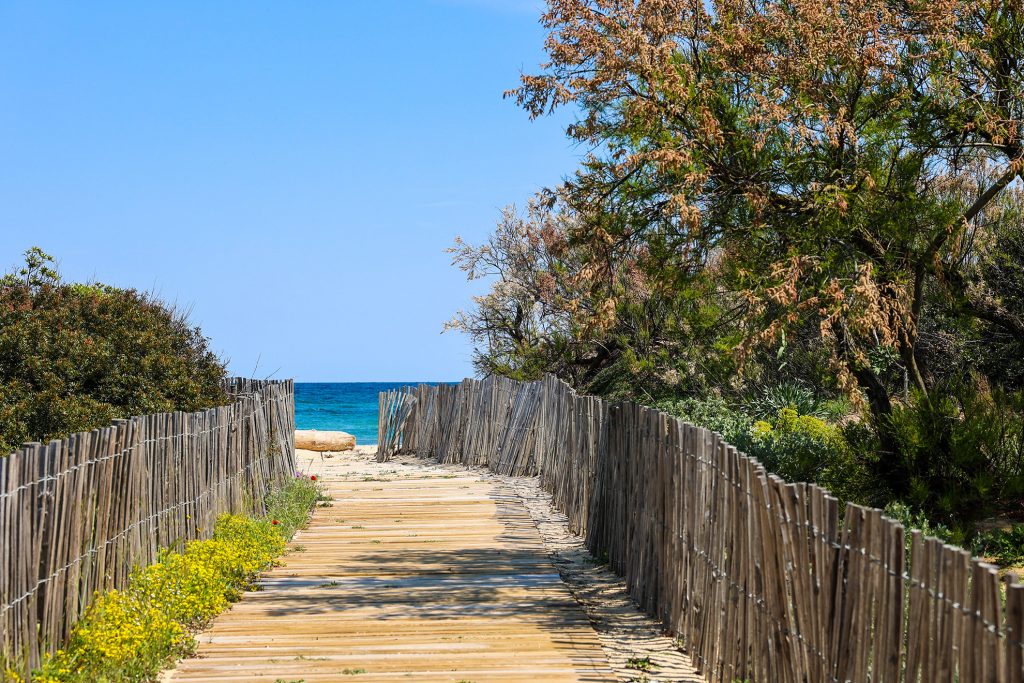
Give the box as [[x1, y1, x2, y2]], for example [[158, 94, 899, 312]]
[[0, 1, 578, 381]]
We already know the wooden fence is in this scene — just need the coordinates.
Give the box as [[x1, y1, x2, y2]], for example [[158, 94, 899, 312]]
[[378, 374, 1024, 683], [0, 378, 296, 677]]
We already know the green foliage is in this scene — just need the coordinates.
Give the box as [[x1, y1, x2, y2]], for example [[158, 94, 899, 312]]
[[658, 383, 1024, 543], [656, 396, 755, 453], [658, 397, 873, 505], [887, 385, 1024, 527], [0, 246, 60, 290], [971, 210, 1024, 393], [264, 474, 328, 539], [883, 501, 959, 549], [972, 525, 1024, 567], [32, 475, 321, 683], [625, 656, 653, 672], [750, 409, 874, 505], [0, 248, 227, 455], [744, 382, 835, 421]]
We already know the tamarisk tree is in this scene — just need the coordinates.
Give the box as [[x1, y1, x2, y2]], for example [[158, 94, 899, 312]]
[[467, 0, 1024, 493]]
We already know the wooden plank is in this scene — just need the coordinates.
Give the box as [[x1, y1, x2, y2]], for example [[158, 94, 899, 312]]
[[169, 452, 616, 683], [1006, 575, 1023, 683]]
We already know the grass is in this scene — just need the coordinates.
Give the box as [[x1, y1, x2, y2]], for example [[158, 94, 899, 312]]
[[625, 656, 653, 672], [28, 474, 323, 683]]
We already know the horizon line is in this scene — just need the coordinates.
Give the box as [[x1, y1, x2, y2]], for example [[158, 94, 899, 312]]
[[291, 379, 467, 384]]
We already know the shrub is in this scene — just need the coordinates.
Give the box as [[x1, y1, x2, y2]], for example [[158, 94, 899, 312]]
[[972, 525, 1024, 568], [745, 382, 831, 420], [32, 515, 282, 682], [32, 475, 321, 683], [656, 396, 756, 453], [658, 397, 873, 505], [882, 500, 959, 549], [0, 248, 227, 455], [749, 408, 873, 504], [887, 384, 1024, 528]]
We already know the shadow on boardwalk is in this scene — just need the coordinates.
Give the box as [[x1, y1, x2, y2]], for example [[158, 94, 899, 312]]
[[166, 449, 617, 683]]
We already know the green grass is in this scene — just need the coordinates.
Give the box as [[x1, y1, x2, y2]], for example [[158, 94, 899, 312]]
[[625, 656, 653, 671], [263, 475, 325, 538]]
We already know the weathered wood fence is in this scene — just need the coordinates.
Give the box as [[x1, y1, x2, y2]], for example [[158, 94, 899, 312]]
[[0, 378, 295, 677], [378, 374, 1024, 683]]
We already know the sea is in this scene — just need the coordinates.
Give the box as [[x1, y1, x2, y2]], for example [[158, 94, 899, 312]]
[[294, 382, 454, 445]]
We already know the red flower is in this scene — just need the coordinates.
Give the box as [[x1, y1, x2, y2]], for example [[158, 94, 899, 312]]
[[310, 475, 317, 481], [271, 519, 279, 525]]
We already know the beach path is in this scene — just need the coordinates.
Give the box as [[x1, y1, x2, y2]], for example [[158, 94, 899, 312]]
[[164, 447, 615, 683]]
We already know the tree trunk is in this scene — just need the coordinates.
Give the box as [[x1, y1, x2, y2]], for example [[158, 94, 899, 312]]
[[832, 321, 910, 499]]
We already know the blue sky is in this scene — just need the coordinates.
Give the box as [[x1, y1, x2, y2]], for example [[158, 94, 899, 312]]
[[0, 1, 578, 381]]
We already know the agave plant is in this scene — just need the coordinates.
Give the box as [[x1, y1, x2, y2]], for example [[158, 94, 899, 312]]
[[746, 382, 830, 420]]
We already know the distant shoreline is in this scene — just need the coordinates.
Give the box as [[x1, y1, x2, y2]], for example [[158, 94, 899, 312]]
[[294, 382, 456, 446], [294, 380, 461, 385]]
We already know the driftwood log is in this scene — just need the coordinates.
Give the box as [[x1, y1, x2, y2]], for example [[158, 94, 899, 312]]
[[295, 429, 355, 451]]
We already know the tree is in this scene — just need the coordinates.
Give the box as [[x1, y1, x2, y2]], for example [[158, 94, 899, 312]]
[[0, 249, 228, 455], [500, 0, 1024, 496], [447, 198, 741, 399]]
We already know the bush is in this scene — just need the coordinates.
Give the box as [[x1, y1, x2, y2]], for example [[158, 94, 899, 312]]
[[887, 384, 1024, 528], [750, 408, 874, 504], [30, 475, 322, 683], [0, 248, 227, 455], [658, 396, 874, 505], [31, 516, 282, 682], [745, 381, 832, 420], [973, 525, 1024, 568], [656, 396, 756, 453], [882, 500, 959, 549]]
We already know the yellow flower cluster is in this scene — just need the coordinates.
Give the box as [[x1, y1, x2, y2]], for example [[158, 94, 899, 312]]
[[752, 407, 841, 444], [33, 514, 285, 683]]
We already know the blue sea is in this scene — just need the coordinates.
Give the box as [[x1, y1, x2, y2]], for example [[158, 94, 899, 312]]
[[294, 382, 453, 445]]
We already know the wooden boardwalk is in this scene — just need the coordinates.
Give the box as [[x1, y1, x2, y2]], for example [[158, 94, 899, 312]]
[[166, 450, 614, 683]]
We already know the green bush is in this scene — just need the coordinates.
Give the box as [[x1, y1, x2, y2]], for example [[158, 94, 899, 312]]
[[656, 396, 756, 452], [658, 396, 873, 505], [882, 500, 959, 549], [973, 525, 1024, 567], [0, 249, 227, 455], [887, 384, 1024, 528], [745, 381, 831, 420], [749, 408, 873, 504]]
